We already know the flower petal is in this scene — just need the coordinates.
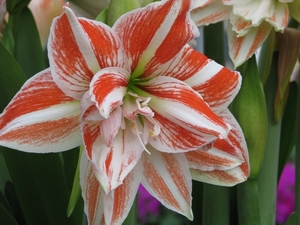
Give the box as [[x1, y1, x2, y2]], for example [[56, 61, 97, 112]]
[[0, 69, 81, 152], [89, 67, 129, 119], [190, 109, 249, 186], [49, 6, 129, 100], [139, 76, 231, 140], [141, 149, 193, 220], [191, 0, 231, 26], [103, 163, 142, 225], [113, 0, 199, 78], [82, 121, 143, 193], [150, 45, 241, 111], [149, 113, 213, 152], [80, 154, 105, 225], [266, 1, 289, 31], [228, 22, 272, 68]]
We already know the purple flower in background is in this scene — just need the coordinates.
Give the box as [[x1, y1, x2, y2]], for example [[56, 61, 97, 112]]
[[276, 162, 295, 224], [138, 185, 161, 223]]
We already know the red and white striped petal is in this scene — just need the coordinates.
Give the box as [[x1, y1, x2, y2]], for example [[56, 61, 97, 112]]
[[141, 149, 193, 219], [150, 45, 241, 112], [48, 6, 129, 100], [89, 67, 129, 119], [80, 154, 105, 225], [231, 1, 273, 26], [227, 22, 272, 68], [82, 122, 143, 193], [149, 113, 214, 152], [190, 109, 249, 186], [0, 69, 81, 153], [185, 139, 244, 172], [266, 1, 289, 31], [103, 163, 142, 225], [113, 0, 199, 78], [139, 76, 231, 140], [191, 0, 231, 26]]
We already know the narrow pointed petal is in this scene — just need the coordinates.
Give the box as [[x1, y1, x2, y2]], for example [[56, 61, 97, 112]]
[[103, 163, 142, 225], [0, 69, 81, 152], [191, 0, 231, 26], [141, 149, 193, 219], [191, 109, 249, 186], [113, 0, 199, 78], [228, 22, 272, 68], [82, 122, 143, 193], [89, 67, 129, 119], [80, 154, 105, 225], [152, 45, 241, 111], [49, 6, 129, 100], [139, 76, 231, 140]]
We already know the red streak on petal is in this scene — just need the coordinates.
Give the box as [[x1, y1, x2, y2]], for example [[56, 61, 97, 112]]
[[79, 19, 126, 69], [246, 23, 270, 60], [105, 148, 114, 180], [91, 73, 128, 110], [82, 123, 100, 159], [162, 153, 190, 205], [231, 34, 246, 60], [143, 157, 181, 211], [194, 68, 240, 108], [51, 13, 94, 88], [185, 150, 233, 168], [143, 83, 227, 135], [0, 70, 74, 130], [0, 116, 79, 147], [85, 167, 102, 224], [111, 172, 134, 224], [154, 113, 207, 150]]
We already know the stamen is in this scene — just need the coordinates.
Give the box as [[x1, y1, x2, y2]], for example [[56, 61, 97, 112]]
[[132, 121, 151, 155]]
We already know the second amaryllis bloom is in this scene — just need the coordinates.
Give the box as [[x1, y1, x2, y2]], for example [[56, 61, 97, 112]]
[[0, 0, 249, 224], [191, 0, 300, 67]]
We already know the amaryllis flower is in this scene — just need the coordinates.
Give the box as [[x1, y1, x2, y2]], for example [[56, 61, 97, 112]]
[[0, 0, 249, 224], [191, 0, 300, 67]]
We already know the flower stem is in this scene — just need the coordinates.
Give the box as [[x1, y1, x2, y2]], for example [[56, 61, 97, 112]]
[[237, 179, 261, 225], [202, 185, 231, 225], [257, 51, 281, 225]]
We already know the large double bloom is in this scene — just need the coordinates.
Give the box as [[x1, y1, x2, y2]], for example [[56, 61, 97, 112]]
[[0, 0, 249, 224], [192, 0, 300, 67]]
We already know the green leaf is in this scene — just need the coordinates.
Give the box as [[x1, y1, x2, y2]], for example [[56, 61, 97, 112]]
[[285, 213, 300, 225], [6, 0, 30, 13], [5, 181, 27, 225], [278, 82, 298, 178], [66, 147, 82, 217], [0, 43, 27, 103], [231, 56, 268, 179], [0, 203, 18, 225], [14, 7, 47, 78], [95, 7, 108, 23], [0, 191, 14, 217], [106, 0, 141, 26]]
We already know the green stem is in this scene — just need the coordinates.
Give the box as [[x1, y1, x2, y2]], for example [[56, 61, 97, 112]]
[[201, 21, 232, 225], [258, 52, 281, 225], [237, 179, 261, 225], [202, 185, 231, 225]]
